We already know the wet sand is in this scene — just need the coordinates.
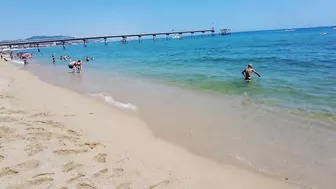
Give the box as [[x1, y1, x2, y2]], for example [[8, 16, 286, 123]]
[[0, 59, 304, 188]]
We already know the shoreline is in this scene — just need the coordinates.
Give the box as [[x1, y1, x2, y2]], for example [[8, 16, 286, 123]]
[[10, 57, 336, 189], [0, 59, 303, 188]]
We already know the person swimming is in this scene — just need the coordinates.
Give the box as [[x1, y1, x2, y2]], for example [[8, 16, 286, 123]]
[[242, 64, 261, 81]]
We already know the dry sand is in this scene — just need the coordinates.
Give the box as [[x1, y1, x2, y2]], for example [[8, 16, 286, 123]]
[[0, 59, 303, 189]]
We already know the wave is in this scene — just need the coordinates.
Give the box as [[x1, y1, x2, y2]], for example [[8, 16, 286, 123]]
[[89, 93, 138, 111], [10, 59, 24, 65]]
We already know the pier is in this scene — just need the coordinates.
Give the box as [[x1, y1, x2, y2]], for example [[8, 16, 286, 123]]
[[0, 28, 231, 50]]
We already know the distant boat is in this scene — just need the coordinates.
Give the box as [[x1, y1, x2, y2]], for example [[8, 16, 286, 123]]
[[172, 35, 181, 39], [333, 27, 336, 30], [321, 32, 327, 35]]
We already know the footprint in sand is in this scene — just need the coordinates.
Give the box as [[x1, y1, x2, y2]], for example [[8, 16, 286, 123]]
[[54, 149, 88, 156], [58, 134, 80, 143], [111, 168, 124, 178], [84, 142, 101, 150], [29, 177, 54, 185], [32, 173, 55, 178], [25, 142, 45, 156], [115, 182, 131, 189], [75, 183, 96, 189], [28, 131, 52, 141], [0, 107, 26, 115], [0, 116, 17, 123], [0, 94, 13, 99], [6, 184, 25, 189], [25, 127, 45, 132], [15, 159, 40, 170], [149, 178, 176, 189], [35, 120, 64, 128], [93, 168, 108, 177], [0, 168, 18, 177], [28, 112, 50, 118], [0, 160, 40, 177], [67, 129, 81, 136], [93, 153, 107, 163], [63, 161, 83, 173], [0, 126, 14, 137], [67, 173, 85, 183]]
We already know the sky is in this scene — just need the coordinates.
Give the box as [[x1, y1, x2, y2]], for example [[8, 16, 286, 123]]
[[0, 0, 335, 40]]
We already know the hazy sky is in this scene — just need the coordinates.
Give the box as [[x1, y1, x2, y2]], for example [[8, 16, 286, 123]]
[[1, 0, 335, 40]]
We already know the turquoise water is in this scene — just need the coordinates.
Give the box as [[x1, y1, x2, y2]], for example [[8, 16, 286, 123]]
[[29, 26, 336, 122]]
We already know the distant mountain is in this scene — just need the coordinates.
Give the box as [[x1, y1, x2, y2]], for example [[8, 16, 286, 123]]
[[26, 35, 75, 40]]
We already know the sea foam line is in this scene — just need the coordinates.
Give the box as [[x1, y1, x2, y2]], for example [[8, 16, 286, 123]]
[[9, 59, 24, 65], [89, 93, 138, 111]]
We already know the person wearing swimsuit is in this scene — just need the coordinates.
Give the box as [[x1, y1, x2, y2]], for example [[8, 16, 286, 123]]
[[242, 64, 261, 81], [68, 60, 82, 73]]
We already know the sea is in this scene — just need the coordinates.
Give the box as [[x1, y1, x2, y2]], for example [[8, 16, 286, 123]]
[[12, 26, 336, 189]]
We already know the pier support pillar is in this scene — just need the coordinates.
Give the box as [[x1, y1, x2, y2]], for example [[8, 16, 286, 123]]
[[211, 30, 215, 37], [36, 43, 40, 52], [202, 31, 205, 37], [104, 38, 107, 46], [138, 36, 142, 43], [179, 33, 182, 39], [83, 40, 87, 48], [62, 41, 65, 50], [166, 34, 170, 40], [153, 35, 156, 41], [191, 32, 194, 38]]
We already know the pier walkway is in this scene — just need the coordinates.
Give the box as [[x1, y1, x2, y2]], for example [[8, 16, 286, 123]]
[[0, 28, 231, 49]]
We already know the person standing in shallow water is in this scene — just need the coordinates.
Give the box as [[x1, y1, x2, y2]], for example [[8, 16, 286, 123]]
[[242, 64, 261, 81], [51, 54, 56, 64]]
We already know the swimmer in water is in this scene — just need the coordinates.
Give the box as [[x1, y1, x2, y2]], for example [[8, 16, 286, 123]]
[[242, 64, 261, 81]]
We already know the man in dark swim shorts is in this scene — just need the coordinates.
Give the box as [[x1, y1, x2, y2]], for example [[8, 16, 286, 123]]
[[242, 64, 261, 81]]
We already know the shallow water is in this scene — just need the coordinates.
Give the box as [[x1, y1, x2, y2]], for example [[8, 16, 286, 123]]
[[17, 26, 336, 189]]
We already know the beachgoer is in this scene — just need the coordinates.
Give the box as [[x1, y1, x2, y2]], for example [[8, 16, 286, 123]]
[[52, 54, 55, 64], [10, 51, 13, 60], [0, 54, 3, 59], [75, 60, 83, 73], [24, 58, 28, 66], [242, 64, 261, 81], [85, 57, 90, 62], [91, 57, 94, 61], [68, 60, 82, 73]]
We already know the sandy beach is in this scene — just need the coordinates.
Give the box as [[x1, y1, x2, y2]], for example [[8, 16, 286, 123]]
[[0, 59, 302, 189]]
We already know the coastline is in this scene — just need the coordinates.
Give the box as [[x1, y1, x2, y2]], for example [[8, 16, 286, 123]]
[[0, 60, 302, 188]]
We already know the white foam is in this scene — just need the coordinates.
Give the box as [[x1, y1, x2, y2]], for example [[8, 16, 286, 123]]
[[90, 93, 138, 111], [10, 59, 24, 65]]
